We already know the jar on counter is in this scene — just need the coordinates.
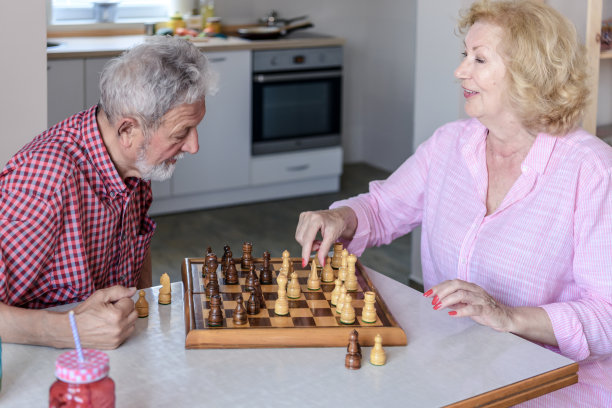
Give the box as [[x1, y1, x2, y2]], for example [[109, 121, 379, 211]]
[[49, 349, 115, 408], [204, 16, 222, 35], [168, 12, 186, 34]]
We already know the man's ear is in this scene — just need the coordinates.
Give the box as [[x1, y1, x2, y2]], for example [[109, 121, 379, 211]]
[[116, 117, 141, 148]]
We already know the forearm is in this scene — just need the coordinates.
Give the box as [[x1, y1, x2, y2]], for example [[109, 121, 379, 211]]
[[0, 302, 73, 348], [508, 306, 558, 347]]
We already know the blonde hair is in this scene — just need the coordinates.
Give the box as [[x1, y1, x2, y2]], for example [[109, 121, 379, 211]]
[[458, 0, 590, 135]]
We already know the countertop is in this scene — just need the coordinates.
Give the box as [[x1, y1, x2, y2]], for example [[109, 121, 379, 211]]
[[47, 33, 346, 59], [1, 266, 576, 407]]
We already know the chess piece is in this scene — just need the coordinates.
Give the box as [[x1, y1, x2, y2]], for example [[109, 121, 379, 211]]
[[260, 251, 273, 284], [254, 280, 266, 309], [340, 294, 356, 324], [221, 244, 231, 266], [276, 270, 288, 291], [370, 334, 387, 366], [233, 296, 248, 325], [241, 242, 253, 269], [331, 242, 343, 269], [281, 250, 291, 275], [208, 294, 223, 326], [345, 329, 362, 370], [361, 291, 377, 323], [314, 256, 321, 267], [136, 290, 149, 318], [246, 289, 260, 315], [330, 279, 341, 306], [158, 273, 171, 305], [287, 271, 301, 299], [222, 249, 233, 277], [245, 265, 258, 292], [307, 260, 320, 290], [274, 286, 289, 316], [206, 267, 220, 299], [225, 258, 239, 285], [321, 256, 335, 283], [205, 246, 213, 256], [345, 253, 358, 291], [338, 249, 349, 282], [335, 285, 347, 314]]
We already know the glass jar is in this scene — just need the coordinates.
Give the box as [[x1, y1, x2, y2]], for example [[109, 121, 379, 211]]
[[49, 349, 115, 408]]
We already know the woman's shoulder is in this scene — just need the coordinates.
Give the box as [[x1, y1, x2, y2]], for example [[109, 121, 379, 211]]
[[556, 128, 612, 173]]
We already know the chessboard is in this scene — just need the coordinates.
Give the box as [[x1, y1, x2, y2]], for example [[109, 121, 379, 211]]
[[181, 250, 407, 349]]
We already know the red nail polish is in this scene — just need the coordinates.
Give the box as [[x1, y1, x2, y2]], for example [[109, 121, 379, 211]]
[[433, 303, 442, 310], [448, 311, 457, 316], [423, 289, 433, 297], [432, 295, 439, 305], [302, 258, 308, 268]]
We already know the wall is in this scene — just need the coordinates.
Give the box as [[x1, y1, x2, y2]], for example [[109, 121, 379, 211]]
[[0, 1, 47, 167]]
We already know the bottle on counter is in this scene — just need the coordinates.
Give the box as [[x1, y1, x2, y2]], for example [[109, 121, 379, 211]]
[[200, 0, 215, 28], [168, 12, 186, 34], [49, 349, 115, 408]]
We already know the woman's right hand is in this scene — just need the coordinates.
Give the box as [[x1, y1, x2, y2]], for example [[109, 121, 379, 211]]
[[295, 206, 358, 267]]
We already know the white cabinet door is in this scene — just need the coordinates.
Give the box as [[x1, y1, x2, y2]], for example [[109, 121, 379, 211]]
[[84, 57, 110, 108], [172, 50, 251, 195], [47, 59, 84, 127]]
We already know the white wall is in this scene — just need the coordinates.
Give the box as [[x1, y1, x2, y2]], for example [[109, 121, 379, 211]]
[[0, 1, 48, 167]]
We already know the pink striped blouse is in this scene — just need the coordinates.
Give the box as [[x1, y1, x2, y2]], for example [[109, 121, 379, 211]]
[[331, 118, 612, 406]]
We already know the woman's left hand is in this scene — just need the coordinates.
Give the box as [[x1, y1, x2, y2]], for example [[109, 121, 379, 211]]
[[424, 279, 514, 332]]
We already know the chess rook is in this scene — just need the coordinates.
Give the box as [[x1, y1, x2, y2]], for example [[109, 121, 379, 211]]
[[361, 291, 377, 323], [241, 242, 253, 269]]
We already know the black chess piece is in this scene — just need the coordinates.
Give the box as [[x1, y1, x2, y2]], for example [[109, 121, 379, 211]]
[[221, 244, 231, 265], [225, 258, 239, 285], [246, 289, 260, 315], [260, 251, 273, 284], [345, 329, 362, 369], [241, 242, 253, 269], [208, 294, 223, 326], [245, 265, 258, 291], [233, 296, 248, 325], [253, 280, 266, 309], [206, 267, 220, 299]]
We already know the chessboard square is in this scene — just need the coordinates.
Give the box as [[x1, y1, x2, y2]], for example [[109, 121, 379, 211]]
[[290, 308, 313, 318], [310, 307, 334, 317], [248, 317, 272, 327], [288, 300, 308, 309], [297, 277, 308, 284], [314, 316, 338, 326], [224, 301, 237, 311], [261, 285, 278, 293], [306, 300, 331, 309], [264, 292, 278, 301], [224, 285, 242, 293], [359, 316, 384, 326], [221, 293, 236, 301], [292, 317, 316, 327], [270, 317, 293, 327], [303, 292, 325, 300], [320, 284, 335, 293], [353, 300, 365, 308], [336, 316, 359, 326]]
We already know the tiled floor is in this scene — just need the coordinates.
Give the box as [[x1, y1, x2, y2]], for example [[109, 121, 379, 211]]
[[150, 163, 421, 291]]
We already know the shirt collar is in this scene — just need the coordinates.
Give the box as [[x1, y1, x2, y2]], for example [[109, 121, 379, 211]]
[[81, 105, 131, 198]]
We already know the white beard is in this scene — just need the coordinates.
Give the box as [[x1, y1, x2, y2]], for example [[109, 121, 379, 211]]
[[136, 147, 184, 181]]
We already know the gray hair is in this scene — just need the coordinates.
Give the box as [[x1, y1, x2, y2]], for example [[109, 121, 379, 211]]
[[99, 36, 217, 130]]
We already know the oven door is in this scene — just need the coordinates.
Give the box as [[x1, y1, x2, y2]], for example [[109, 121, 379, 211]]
[[252, 69, 342, 155]]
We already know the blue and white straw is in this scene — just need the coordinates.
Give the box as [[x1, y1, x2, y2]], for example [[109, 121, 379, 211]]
[[68, 310, 84, 362]]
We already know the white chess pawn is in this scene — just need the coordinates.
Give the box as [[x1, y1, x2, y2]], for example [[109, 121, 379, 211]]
[[345, 254, 358, 291], [361, 291, 377, 323], [340, 294, 355, 324], [274, 286, 289, 316], [330, 279, 341, 306], [338, 249, 349, 282], [321, 256, 335, 283], [307, 260, 320, 290], [370, 334, 387, 366], [335, 285, 347, 314], [287, 271, 301, 299]]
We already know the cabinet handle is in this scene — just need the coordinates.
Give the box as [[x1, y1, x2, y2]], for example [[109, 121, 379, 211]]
[[208, 57, 227, 63], [286, 164, 309, 172]]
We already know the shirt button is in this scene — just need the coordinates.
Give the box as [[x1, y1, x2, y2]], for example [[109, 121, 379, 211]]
[[110, 191, 116, 198], [521, 165, 528, 172]]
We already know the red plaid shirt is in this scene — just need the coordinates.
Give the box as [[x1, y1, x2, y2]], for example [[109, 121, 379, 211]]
[[0, 106, 156, 309]]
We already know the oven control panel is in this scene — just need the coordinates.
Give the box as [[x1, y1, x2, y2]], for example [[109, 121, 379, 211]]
[[253, 47, 343, 73]]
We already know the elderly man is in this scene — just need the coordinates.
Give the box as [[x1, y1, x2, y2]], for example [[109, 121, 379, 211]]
[[0, 36, 216, 349]]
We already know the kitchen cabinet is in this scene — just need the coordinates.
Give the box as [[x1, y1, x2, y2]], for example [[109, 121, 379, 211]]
[[84, 57, 109, 107], [47, 59, 84, 127], [171, 50, 251, 195]]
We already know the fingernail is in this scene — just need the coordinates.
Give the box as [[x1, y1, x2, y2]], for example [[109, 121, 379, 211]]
[[448, 311, 457, 316], [433, 303, 442, 310], [423, 289, 433, 297], [432, 295, 439, 305], [302, 258, 308, 268]]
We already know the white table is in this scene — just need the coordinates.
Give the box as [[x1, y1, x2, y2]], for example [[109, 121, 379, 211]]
[[1, 267, 576, 407]]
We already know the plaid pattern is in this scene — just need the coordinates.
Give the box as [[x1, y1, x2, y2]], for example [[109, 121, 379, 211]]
[[333, 118, 612, 406], [0, 106, 155, 309]]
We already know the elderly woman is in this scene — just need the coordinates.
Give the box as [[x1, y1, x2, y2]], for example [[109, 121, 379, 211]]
[[0, 36, 216, 349], [295, 0, 611, 404]]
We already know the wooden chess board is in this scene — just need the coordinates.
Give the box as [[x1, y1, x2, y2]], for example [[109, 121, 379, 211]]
[[181, 256, 407, 349]]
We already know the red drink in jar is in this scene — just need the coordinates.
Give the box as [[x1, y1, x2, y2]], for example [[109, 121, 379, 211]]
[[49, 349, 115, 408]]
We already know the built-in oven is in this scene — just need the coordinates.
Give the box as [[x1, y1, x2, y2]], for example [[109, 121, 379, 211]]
[[251, 46, 343, 155]]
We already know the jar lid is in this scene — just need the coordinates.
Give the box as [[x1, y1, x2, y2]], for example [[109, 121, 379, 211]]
[[55, 349, 110, 384]]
